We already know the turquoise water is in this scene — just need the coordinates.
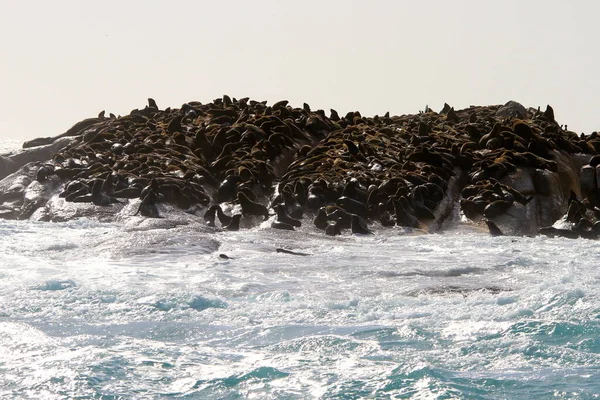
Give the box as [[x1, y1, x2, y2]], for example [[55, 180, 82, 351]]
[[1, 217, 600, 399]]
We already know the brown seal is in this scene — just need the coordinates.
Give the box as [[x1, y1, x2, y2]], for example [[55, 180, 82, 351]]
[[237, 192, 269, 220]]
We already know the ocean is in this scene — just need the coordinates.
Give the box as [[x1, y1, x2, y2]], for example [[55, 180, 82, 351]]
[[2, 141, 600, 399], [0, 139, 24, 155], [2, 213, 600, 399]]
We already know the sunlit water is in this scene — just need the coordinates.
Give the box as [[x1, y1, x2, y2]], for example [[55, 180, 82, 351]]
[[1, 216, 600, 399], [0, 138, 26, 155]]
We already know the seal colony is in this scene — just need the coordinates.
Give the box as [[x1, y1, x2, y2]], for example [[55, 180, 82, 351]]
[[1, 97, 599, 237]]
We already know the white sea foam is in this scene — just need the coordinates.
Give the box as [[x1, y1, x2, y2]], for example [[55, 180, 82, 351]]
[[0, 138, 23, 155], [1, 218, 600, 398]]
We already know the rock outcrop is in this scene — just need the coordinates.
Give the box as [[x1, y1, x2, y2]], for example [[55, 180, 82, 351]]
[[0, 98, 598, 236]]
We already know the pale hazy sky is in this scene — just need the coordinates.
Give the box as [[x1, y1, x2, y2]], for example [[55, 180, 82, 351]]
[[1, 0, 598, 140]]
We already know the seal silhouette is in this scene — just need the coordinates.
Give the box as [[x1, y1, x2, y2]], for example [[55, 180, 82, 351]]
[[274, 204, 301, 227], [351, 214, 372, 234], [237, 192, 269, 220]]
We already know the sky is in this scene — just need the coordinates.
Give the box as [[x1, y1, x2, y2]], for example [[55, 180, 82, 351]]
[[1, 0, 598, 141]]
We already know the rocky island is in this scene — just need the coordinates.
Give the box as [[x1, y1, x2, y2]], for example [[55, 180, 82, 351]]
[[0, 97, 598, 238]]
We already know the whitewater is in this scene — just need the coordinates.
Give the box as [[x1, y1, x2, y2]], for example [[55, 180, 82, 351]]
[[1, 210, 600, 399]]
